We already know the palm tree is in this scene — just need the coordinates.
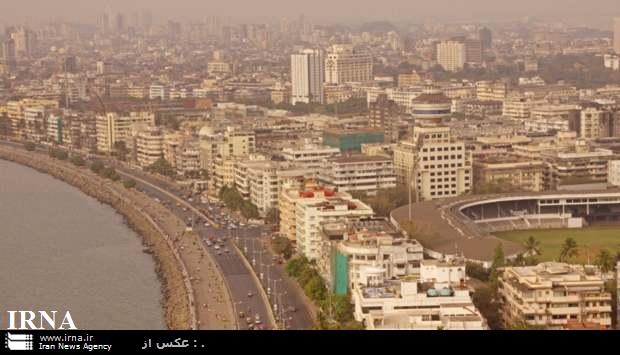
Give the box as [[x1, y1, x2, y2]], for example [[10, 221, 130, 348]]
[[595, 249, 614, 273], [559, 237, 578, 262], [524, 236, 541, 256]]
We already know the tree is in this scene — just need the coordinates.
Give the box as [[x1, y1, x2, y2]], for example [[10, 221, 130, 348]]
[[101, 166, 120, 181], [70, 155, 85, 167], [466, 262, 490, 282], [472, 286, 502, 330], [327, 294, 354, 323], [286, 256, 309, 278], [507, 317, 547, 330], [265, 208, 278, 225], [559, 237, 579, 262], [490, 243, 505, 283], [24, 142, 36, 151], [113, 141, 129, 162], [595, 249, 614, 273], [123, 179, 137, 189], [147, 158, 175, 177], [524, 236, 541, 257], [240, 201, 260, 219], [304, 276, 326, 302], [272, 237, 293, 260], [90, 160, 105, 174]]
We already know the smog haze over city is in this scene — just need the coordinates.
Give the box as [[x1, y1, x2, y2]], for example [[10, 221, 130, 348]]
[[1, 0, 619, 26], [1, 0, 620, 348]]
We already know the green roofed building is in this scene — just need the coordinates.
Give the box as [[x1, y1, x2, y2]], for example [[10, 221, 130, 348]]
[[323, 128, 384, 152]]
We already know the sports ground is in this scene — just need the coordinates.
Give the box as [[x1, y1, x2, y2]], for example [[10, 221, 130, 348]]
[[495, 226, 620, 264]]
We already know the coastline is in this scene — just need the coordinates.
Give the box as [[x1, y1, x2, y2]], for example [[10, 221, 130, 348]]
[[0, 145, 193, 330]]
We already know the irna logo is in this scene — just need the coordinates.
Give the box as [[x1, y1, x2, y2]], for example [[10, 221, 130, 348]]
[[6, 311, 77, 330]]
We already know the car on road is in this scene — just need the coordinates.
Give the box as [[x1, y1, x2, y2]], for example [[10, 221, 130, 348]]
[[247, 291, 253, 298], [254, 314, 261, 325], [223, 248, 229, 253], [214, 245, 220, 250], [206, 241, 212, 247]]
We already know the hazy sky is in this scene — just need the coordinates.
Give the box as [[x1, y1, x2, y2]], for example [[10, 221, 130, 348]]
[[0, 0, 618, 27]]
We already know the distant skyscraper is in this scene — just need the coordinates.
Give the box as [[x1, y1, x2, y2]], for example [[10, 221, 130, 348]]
[[465, 39, 483, 64], [436, 39, 466, 72], [2, 38, 16, 71], [479, 27, 492, 49], [291, 49, 324, 105], [325, 44, 373, 84], [63, 56, 78, 74], [614, 17, 620, 54]]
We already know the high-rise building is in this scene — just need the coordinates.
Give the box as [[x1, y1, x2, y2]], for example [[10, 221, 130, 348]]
[[96, 112, 155, 153], [369, 93, 400, 142], [614, 17, 620, 54], [479, 27, 492, 49], [325, 44, 373, 84], [7, 27, 35, 58], [393, 86, 472, 200], [291, 49, 324, 105], [2, 38, 16, 71], [63, 56, 78, 74], [436, 39, 466, 72], [136, 127, 164, 168], [465, 39, 483, 64]]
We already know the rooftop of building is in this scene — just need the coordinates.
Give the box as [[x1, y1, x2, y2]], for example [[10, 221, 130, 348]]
[[328, 154, 392, 164]]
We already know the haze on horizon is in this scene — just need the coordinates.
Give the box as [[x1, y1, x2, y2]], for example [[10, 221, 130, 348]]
[[0, 0, 618, 28]]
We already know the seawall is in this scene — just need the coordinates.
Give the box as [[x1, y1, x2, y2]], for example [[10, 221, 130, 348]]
[[0, 146, 193, 330]]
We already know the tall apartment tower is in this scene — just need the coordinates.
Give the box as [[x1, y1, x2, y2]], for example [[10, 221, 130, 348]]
[[465, 39, 483, 64], [615, 17, 620, 54], [369, 93, 400, 143], [291, 49, 324, 105], [325, 44, 373, 84], [479, 27, 492, 49], [436, 39, 466, 72]]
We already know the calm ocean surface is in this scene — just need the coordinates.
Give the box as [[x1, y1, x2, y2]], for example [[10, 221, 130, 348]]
[[0, 159, 165, 329]]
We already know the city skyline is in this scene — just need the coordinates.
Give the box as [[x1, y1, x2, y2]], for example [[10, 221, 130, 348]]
[[1, 0, 619, 28]]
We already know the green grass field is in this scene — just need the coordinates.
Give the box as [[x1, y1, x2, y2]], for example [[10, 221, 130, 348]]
[[495, 226, 620, 264]]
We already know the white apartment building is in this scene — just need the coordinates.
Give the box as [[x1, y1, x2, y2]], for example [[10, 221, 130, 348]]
[[136, 126, 164, 168], [199, 125, 255, 173], [603, 54, 620, 71], [366, 87, 423, 114], [149, 84, 170, 101], [502, 95, 547, 119], [46, 113, 63, 144], [318, 155, 396, 195], [279, 181, 341, 241], [296, 195, 373, 260], [476, 81, 508, 101], [352, 260, 487, 330], [96, 112, 155, 153], [524, 117, 571, 133], [281, 144, 340, 173], [579, 108, 618, 139], [325, 45, 373, 84], [175, 141, 201, 177], [23, 106, 46, 142], [498, 262, 613, 329], [291, 49, 324, 105], [394, 123, 472, 201], [608, 160, 620, 187], [317, 217, 424, 294], [436, 40, 466, 72]]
